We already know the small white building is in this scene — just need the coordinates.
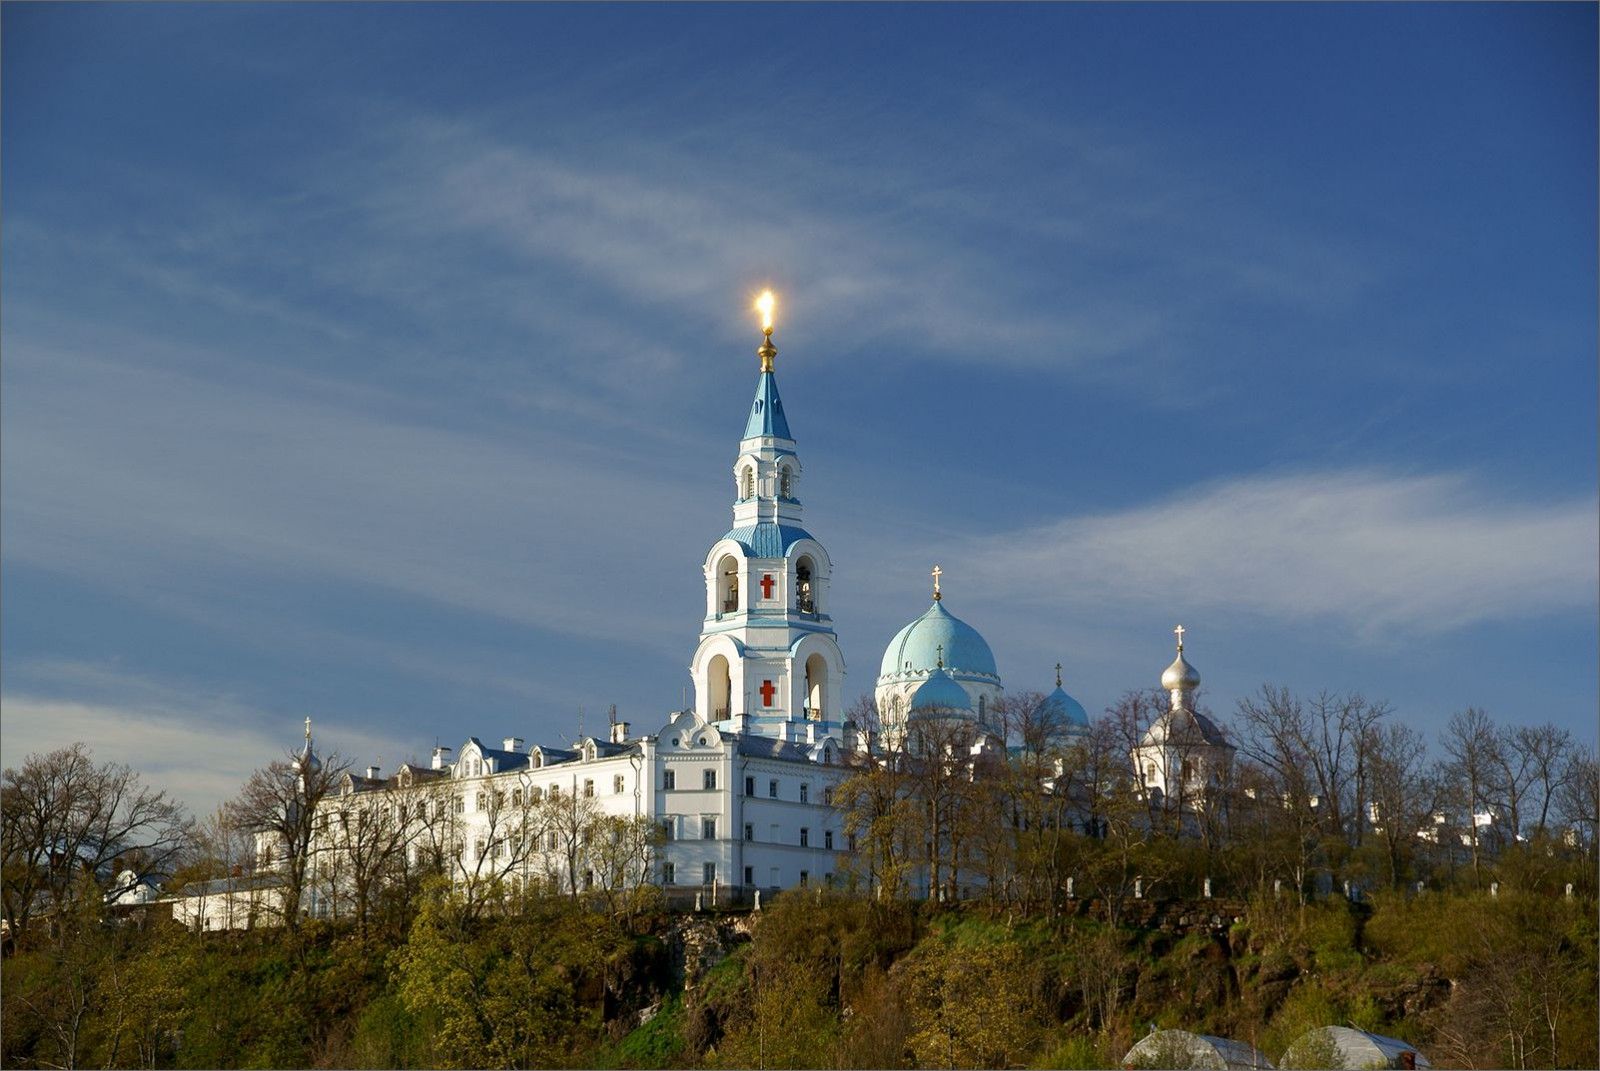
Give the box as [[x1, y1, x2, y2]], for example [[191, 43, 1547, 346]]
[[1132, 631, 1234, 806]]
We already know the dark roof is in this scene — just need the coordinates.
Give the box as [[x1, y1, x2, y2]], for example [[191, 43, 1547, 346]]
[[169, 874, 284, 897], [465, 737, 531, 772], [1161, 708, 1233, 748], [736, 735, 818, 762]]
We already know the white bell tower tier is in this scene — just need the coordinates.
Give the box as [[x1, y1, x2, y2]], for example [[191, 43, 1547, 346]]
[[689, 298, 846, 742]]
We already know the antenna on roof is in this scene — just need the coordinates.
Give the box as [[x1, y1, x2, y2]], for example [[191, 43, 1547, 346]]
[[578, 705, 585, 741]]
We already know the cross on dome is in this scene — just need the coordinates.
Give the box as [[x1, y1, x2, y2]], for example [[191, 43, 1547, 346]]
[[1174, 624, 1186, 652], [1055, 662, 1063, 687], [756, 290, 778, 372], [304, 716, 312, 743], [931, 564, 943, 601]]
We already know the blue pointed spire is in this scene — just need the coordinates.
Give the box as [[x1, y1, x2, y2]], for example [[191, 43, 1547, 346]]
[[743, 368, 792, 440]]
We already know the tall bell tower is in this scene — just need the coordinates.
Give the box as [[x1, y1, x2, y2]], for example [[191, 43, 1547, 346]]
[[688, 292, 846, 741]]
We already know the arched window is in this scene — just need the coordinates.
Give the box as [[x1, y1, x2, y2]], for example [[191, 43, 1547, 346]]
[[977, 695, 986, 720], [779, 465, 793, 498], [740, 466, 755, 499], [1145, 763, 1157, 783]]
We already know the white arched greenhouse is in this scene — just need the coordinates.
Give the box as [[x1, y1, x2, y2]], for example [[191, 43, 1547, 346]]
[[1279, 1026, 1431, 1070], [1122, 1029, 1275, 1070]]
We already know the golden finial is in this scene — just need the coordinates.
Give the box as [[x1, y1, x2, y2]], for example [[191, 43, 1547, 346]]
[[931, 564, 943, 601], [1174, 624, 1186, 652], [755, 289, 777, 372]]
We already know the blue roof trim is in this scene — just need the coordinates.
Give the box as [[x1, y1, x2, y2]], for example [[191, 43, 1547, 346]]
[[722, 522, 813, 558], [742, 370, 793, 440]]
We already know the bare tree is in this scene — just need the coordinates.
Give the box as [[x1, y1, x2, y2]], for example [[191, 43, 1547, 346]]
[[2, 744, 191, 948], [583, 813, 666, 917], [1442, 707, 1499, 884], [320, 779, 414, 939], [1507, 724, 1573, 838], [836, 743, 918, 900], [536, 780, 601, 900], [1555, 746, 1598, 862], [226, 746, 347, 931], [1364, 723, 1441, 888], [902, 713, 989, 902]]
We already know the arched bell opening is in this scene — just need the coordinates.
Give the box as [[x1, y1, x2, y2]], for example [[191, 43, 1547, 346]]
[[708, 654, 733, 720], [794, 555, 816, 614], [804, 653, 828, 720], [717, 555, 740, 614]]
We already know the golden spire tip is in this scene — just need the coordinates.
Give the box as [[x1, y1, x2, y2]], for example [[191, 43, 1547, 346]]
[[755, 290, 777, 371]]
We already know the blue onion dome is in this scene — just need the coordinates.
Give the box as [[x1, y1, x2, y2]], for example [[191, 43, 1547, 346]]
[[1037, 684, 1090, 731], [879, 600, 999, 682], [910, 666, 972, 712]]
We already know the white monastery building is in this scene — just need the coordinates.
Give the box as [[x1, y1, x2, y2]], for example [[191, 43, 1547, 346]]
[[240, 295, 1213, 918]]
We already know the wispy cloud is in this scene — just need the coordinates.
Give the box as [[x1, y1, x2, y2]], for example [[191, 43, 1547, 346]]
[[1, 339, 710, 654], [1, 662, 417, 816], [954, 469, 1598, 637]]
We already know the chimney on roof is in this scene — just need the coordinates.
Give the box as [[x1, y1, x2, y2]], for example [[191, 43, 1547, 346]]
[[610, 721, 630, 744], [366, 765, 381, 780], [431, 745, 452, 771], [503, 736, 524, 753]]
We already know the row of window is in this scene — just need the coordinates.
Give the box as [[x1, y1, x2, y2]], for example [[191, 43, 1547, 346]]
[[661, 818, 852, 852], [661, 769, 832, 805], [663, 861, 834, 888]]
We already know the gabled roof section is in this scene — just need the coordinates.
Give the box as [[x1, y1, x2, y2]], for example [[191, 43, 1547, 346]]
[[742, 369, 793, 441]]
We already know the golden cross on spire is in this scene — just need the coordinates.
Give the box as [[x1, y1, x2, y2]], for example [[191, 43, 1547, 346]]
[[755, 290, 777, 372], [1055, 662, 1063, 688], [1174, 624, 1186, 652], [304, 716, 312, 742], [931, 564, 943, 601]]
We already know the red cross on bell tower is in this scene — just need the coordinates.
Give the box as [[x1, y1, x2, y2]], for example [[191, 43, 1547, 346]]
[[759, 679, 776, 707], [760, 573, 775, 599]]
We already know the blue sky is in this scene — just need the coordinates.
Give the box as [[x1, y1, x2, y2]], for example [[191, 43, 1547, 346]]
[[3, 3, 1595, 814]]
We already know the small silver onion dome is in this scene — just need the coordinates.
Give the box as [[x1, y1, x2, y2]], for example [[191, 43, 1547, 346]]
[[1161, 651, 1201, 691], [1161, 625, 1201, 691]]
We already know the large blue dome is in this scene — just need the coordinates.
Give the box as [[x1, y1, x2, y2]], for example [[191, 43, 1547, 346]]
[[878, 600, 999, 682]]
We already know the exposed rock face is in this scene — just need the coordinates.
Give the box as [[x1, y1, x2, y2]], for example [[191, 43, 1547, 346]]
[[664, 914, 750, 992], [663, 913, 754, 1058]]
